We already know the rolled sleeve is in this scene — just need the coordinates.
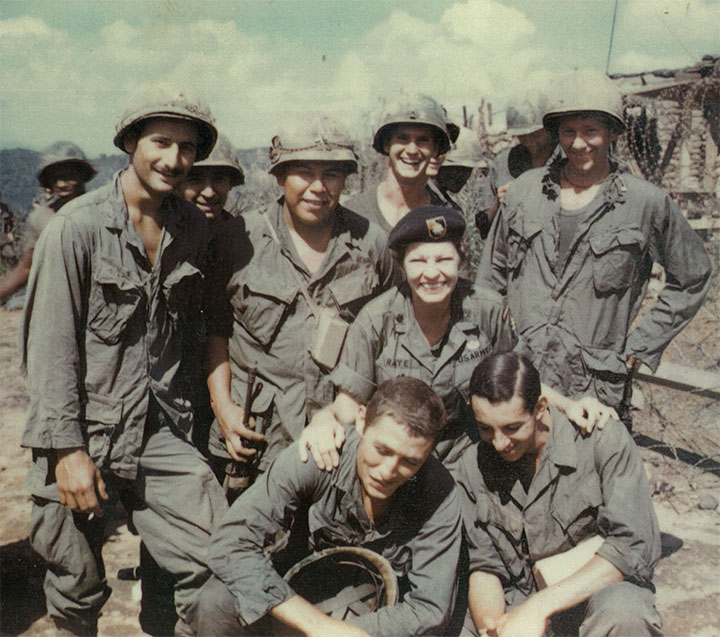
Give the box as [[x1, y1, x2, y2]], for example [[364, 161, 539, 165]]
[[593, 421, 661, 586], [329, 308, 379, 403]]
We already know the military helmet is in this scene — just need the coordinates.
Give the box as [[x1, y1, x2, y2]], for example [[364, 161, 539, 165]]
[[372, 93, 451, 156], [191, 133, 245, 186], [543, 69, 626, 133], [506, 91, 551, 137], [284, 547, 398, 620], [442, 127, 486, 168], [37, 141, 96, 188], [114, 86, 217, 160], [442, 105, 460, 144], [268, 115, 358, 175]]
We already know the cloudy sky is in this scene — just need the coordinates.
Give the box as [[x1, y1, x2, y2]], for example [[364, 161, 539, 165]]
[[1, 0, 718, 156]]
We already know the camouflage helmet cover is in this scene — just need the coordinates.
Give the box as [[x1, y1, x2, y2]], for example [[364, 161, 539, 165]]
[[442, 127, 486, 168], [191, 133, 245, 186], [373, 93, 452, 156], [37, 141, 97, 188], [114, 86, 218, 160], [543, 69, 626, 133], [506, 91, 551, 137], [268, 115, 358, 175]]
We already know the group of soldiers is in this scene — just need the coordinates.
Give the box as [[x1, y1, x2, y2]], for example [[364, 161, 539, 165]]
[[11, 67, 712, 637]]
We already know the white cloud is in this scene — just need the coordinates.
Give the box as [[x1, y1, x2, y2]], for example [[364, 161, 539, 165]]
[[614, 0, 720, 71], [0, 16, 68, 41], [0, 1, 715, 157]]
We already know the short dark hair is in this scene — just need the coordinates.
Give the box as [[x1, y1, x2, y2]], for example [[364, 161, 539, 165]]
[[365, 377, 446, 440], [469, 352, 541, 413]]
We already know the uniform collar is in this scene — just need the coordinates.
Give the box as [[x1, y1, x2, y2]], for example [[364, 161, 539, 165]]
[[103, 170, 190, 235], [540, 405, 579, 472], [542, 158, 627, 209]]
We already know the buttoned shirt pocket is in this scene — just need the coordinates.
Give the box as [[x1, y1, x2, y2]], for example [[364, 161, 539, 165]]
[[87, 257, 143, 345], [162, 260, 203, 327], [231, 268, 298, 346], [475, 497, 527, 583], [549, 485, 603, 547], [327, 266, 379, 316], [84, 391, 123, 467], [506, 214, 542, 273], [589, 228, 646, 293]]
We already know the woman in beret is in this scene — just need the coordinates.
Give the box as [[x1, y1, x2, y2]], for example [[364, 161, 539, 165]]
[[299, 206, 613, 476]]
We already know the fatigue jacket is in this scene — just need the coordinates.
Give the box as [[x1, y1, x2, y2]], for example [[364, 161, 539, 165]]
[[21, 172, 208, 484], [206, 200, 393, 468], [208, 428, 462, 636], [456, 408, 661, 608], [477, 161, 711, 406], [331, 280, 519, 471]]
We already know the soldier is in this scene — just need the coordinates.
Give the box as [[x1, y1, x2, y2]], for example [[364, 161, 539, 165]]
[[433, 126, 487, 203], [181, 132, 244, 234], [476, 70, 711, 426], [475, 91, 562, 239], [344, 93, 452, 236], [20, 87, 228, 635], [457, 352, 663, 636], [205, 115, 393, 498], [0, 193, 16, 267], [192, 377, 463, 637], [0, 142, 96, 305]]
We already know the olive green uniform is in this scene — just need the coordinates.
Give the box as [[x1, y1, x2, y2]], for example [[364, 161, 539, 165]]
[[206, 200, 394, 472], [477, 162, 711, 407]]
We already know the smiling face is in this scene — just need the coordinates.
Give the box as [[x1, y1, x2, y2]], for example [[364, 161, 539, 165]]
[[42, 163, 88, 202], [557, 114, 617, 177], [182, 166, 233, 221], [277, 161, 347, 230], [471, 394, 545, 463], [125, 118, 199, 198], [402, 240, 460, 308], [385, 124, 438, 182], [356, 413, 434, 504]]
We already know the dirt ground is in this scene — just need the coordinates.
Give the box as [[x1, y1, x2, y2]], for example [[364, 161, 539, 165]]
[[1, 299, 718, 636]]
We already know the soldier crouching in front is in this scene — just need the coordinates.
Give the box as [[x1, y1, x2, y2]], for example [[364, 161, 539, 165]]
[[456, 352, 663, 636], [190, 377, 462, 637], [19, 87, 228, 636]]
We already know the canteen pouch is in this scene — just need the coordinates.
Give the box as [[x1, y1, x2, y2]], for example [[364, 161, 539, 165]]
[[310, 308, 349, 370]]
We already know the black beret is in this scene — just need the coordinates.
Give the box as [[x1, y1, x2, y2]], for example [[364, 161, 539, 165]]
[[387, 205, 466, 250]]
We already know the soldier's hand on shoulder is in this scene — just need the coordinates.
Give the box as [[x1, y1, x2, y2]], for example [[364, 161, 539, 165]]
[[566, 395, 618, 434], [55, 448, 108, 516], [215, 402, 266, 463], [299, 410, 346, 471]]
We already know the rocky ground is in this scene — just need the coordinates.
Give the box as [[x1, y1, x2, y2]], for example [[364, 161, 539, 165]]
[[1, 298, 718, 635]]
